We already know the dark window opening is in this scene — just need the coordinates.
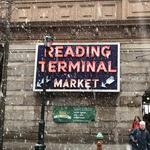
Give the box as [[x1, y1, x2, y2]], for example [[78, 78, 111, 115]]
[[142, 89, 150, 132]]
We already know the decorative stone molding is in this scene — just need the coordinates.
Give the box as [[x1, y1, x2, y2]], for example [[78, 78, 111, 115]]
[[127, 0, 150, 18], [10, 0, 121, 22], [1, 0, 150, 22]]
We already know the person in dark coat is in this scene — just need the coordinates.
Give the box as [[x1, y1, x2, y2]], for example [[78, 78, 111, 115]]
[[129, 121, 150, 150]]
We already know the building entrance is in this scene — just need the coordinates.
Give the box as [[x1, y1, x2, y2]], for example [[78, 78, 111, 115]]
[[142, 89, 150, 132]]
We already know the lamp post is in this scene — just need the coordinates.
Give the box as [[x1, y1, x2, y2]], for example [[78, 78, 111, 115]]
[[35, 36, 54, 150]]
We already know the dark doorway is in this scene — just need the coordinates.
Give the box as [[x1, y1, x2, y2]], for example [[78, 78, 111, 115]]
[[142, 89, 150, 132], [0, 44, 4, 149]]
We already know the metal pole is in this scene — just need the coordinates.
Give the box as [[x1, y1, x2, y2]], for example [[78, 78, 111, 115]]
[[34, 92, 46, 150], [0, 0, 11, 149], [35, 47, 47, 150], [35, 36, 53, 150], [35, 91, 46, 149]]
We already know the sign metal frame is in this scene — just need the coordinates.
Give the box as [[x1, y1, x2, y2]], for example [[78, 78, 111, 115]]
[[33, 42, 120, 92]]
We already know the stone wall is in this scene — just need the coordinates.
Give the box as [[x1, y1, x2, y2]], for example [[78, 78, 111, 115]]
[[3, 39, 150, 149], [0, 0, 150, 149]]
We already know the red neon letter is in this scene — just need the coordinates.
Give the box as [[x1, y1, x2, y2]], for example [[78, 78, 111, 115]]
[[101, 46, 111, 58], [91, 46, 100, 57], [97, 61, 107, 72], [108, 61, 117, 72], [58, 61, 67, 72], [48, 47, 54, 58], [55, 46, 63, 57], [87, 61, 96, 72], [76, 46, 85, 57], [48, 61, 57, 72], [68, 61, 80, 72], [64, 46, 75, 57], [39, 61, 45, 72]]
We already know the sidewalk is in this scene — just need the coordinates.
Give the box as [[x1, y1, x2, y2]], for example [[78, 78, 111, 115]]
[[46, 143, 131, 150], [4, 142, 131, 150]]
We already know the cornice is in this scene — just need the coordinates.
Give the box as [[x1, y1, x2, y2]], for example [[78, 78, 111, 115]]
[[10, 19, 150, 28], [1, 20, 150, 41]]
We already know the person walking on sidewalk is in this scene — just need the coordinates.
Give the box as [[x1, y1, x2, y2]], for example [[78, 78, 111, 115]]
[[129, 121, 150, 150]]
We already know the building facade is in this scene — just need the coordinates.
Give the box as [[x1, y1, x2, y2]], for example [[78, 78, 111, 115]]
[[0, 0, 150, 149]]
